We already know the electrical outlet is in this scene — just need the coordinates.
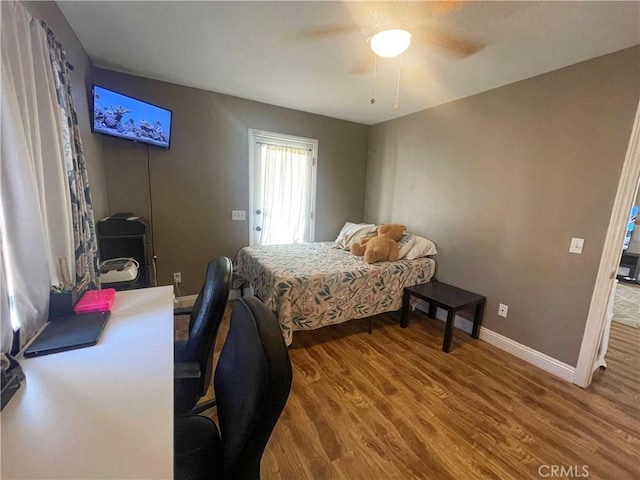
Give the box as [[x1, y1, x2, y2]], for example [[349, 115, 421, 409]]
[[569, 237, 585, 254], [173, 272, 182, 284], [498, 303, 508, 318], [232, 210, 246, 221]]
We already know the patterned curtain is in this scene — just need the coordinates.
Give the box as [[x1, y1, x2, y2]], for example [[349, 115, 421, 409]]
[[42, 23, 100, 289]]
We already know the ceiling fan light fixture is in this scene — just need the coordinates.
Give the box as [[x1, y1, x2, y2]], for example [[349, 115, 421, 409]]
[[370, 29, 411, 58]]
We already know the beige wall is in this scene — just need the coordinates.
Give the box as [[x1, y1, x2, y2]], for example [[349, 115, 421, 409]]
[[365, 47, 640, 366], [23, 1, 108, 219], [93, 68, 369, 294]]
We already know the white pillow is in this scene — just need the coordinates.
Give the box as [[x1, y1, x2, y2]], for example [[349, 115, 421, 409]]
[[398, 234, 437, 259], [335, 222, 377, 250]]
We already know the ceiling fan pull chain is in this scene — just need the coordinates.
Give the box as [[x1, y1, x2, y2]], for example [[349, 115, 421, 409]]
[[370, 53, 377, 104], [394, 54, 402, 110]]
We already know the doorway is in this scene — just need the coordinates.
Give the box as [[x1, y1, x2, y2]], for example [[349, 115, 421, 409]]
[[248, 129, 318, 246], [591, 191, 640, 371], [574, 102, 640, 387], [601, 188, 640, 362]]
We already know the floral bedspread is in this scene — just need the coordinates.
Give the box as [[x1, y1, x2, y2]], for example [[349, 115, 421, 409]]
[[235, 242, 436, 345]]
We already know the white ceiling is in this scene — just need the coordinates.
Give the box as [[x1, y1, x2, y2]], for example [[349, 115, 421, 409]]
[[57, 1, 640, 125]]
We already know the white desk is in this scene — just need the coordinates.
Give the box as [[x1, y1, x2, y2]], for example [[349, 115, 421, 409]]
[[1, 286, 174, 479]]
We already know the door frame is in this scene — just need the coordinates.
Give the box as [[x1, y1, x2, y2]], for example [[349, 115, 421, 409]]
[[247, 129, 318, 246], [574, 101, 640, 388]]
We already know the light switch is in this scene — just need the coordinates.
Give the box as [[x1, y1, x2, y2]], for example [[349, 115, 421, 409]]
[[569, 237, 584, 254], [232, 210, 246, 221]]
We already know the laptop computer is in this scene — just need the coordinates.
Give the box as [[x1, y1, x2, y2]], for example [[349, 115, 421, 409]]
[[23, 311, 111, 358]]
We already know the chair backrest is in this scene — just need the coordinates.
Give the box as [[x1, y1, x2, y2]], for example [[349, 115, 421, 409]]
[[175, 256, 232, 413], [215, 297, 292, 480]]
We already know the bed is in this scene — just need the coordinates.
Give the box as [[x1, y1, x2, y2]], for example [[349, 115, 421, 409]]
[[234, 241, 436, 345]]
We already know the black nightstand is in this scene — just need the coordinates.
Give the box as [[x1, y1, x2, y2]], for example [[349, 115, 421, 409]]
[[401, 280, 486, 353]]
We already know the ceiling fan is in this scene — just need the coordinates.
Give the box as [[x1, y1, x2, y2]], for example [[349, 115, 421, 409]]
[[296, 2, 485, 110], [297, 1, 486, 65]]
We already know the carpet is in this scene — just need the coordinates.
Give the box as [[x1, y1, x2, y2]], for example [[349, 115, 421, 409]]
[[613, 282, 640, 328]]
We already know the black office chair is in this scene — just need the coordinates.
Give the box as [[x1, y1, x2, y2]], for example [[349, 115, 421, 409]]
[[174, 297, 293, 480], [174, 256, 232, 415]]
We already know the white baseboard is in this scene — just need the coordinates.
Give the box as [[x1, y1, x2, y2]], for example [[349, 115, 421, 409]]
[[479, 329, 576, 383], [180, 294, 576, 382], [175, 294, 198, 308], [177, 290, 243, 305], [414, 300, 576, 383]]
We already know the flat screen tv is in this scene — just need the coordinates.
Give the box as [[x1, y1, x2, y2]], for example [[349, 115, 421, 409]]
[[91, 85, 172, 149]]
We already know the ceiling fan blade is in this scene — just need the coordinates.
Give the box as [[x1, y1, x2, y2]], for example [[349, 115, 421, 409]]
[[345, 2, 464, 30], [426, 1, 464, 17], [414, 27, 485, 58], [295, 2, 468, 44], [295, 24, 360, 41]]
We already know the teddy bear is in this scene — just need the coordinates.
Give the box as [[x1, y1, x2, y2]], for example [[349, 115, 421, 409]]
[[350, 223, 406, 264]]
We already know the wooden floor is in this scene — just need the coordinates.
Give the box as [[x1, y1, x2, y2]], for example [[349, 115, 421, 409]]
[[198, 306, 640, 480]]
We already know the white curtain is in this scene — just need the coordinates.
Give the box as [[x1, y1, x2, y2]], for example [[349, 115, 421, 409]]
[[1, 0, 75, 346], [0, 229, 12, 353], [259, 144, 311, 245]]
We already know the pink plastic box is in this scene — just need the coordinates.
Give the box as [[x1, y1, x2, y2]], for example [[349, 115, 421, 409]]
[[74, 288, 116, 314]]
